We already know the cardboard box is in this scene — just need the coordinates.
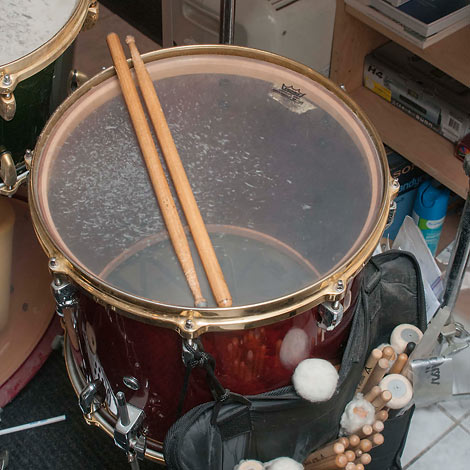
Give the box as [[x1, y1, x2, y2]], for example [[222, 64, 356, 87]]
[[364, 43, 470, 143]]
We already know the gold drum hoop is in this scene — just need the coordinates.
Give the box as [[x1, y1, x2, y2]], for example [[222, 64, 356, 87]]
[[29, 45, 398, 338]]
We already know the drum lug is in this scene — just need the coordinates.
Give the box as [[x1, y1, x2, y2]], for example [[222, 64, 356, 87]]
[[182, 339, 198, 366], [51, 276, 78, 317], [114, 392, 147, 466], [82, 1, 99, 31], [24, 149, 33, 171], [0, 92, 16, 121], [0, 150, 16, 188], [79, 379, 106, 414], [68, 70, 89, 94], [0, 149, 30, 196], [318, 300, 344, 331], [386, 200, 397, 229]]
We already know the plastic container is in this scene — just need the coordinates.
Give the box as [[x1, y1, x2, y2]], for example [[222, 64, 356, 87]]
[[412, 181, 449, 256]]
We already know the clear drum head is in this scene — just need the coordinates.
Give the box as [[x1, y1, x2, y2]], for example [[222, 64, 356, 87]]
[[33, 50, 387, 310], [0, 0, 79, 67]]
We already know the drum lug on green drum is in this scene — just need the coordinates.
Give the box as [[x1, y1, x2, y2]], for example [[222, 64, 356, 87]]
[[68, 70, 89, 94], [0, 73, 18, 95], [318, 300, 344, 331], [0, 150, 16, 188], [0, 92, 16, 121], [0, 149, 30, 196], [82, 1, 99, 31], [24, 149, 33, 170]]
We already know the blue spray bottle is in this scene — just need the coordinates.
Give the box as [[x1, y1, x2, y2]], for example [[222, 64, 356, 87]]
[[412, 180, 449, 256]]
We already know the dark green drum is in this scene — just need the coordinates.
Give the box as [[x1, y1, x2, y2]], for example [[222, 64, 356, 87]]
[[0, 0, 94, 195], [0, 49, 74, 166]]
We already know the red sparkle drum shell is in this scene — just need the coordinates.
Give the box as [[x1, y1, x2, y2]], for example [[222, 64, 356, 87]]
[[65, 228, 362, 448], [29, 45, 395, 462]]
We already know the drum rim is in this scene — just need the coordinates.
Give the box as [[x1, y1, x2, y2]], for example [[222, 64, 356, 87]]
[[0, 0, 90, 93], [29, 44, 398, 338]]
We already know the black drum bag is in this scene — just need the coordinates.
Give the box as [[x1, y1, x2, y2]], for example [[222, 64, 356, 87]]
[[163, 250, 426, 470]]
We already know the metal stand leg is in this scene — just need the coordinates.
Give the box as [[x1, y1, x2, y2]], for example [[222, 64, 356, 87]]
[[442, 156, 470, 317], [128, 451, 140, 470], [219, 0, 236, 45]]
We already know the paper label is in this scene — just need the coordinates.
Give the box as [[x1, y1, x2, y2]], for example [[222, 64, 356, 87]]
[[364, 76, 392, 102]]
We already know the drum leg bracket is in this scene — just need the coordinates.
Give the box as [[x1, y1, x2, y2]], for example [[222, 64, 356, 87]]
[[114, 392, 147, 469]]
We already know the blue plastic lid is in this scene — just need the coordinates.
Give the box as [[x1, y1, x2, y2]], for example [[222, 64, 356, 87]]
[[414, 181, 449, 220]]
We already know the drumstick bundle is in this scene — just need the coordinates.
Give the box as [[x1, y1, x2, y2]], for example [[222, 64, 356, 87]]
[[304, 324, 422, 469], [303, 425, 385, 469], [106, 33, 232, 308]]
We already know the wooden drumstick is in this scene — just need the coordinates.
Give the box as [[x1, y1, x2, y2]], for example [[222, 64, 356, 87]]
[[358, 438, 372, 453], [362, 358, 389, 394], [375, 409, 389, 422], [337, 437, 350, 449], [305, 454, 348, 469], [372, 390, 392, 411], [106, 33, 207, 308], [357, 425, 373, 439], [348, 435, 360, 448], [125, 35, 232, 308], [372, 420, 385, 433], [355, 464, 365, 470], [345, 463, 357, 470], [304, 442, 345, 464], [356, 348, 382, 393], [345, 450, 356, 462], [382, 346, 396, 361], [364, 386, 382, 403], [371, 433, 384, 447], [357, 453, 371, 465], [390, 353, 408, 375]]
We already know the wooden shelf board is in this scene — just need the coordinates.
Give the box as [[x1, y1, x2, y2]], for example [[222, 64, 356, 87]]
[[351, 86, 468, 198], [345, 0, 470, 87]]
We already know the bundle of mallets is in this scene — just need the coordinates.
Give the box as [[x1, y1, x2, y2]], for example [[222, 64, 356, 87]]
[[302, 323, 423, 470]]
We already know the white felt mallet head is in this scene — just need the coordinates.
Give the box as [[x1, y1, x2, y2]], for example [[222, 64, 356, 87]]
[[234, 459, 264, 470], [264, 457, 304, 470], [292, 358, 339, 402]]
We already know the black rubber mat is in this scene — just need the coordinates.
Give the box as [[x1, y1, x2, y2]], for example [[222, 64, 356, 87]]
[[0, 347, 162, 469]]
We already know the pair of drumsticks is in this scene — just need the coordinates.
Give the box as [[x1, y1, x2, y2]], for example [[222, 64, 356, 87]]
[[106, 33, 231, 308], [303, 417, 386, 469]]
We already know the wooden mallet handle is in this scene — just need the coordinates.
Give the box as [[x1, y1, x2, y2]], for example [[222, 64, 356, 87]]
[[106, 32, 207, 308], [126, 35, 232, 307]]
